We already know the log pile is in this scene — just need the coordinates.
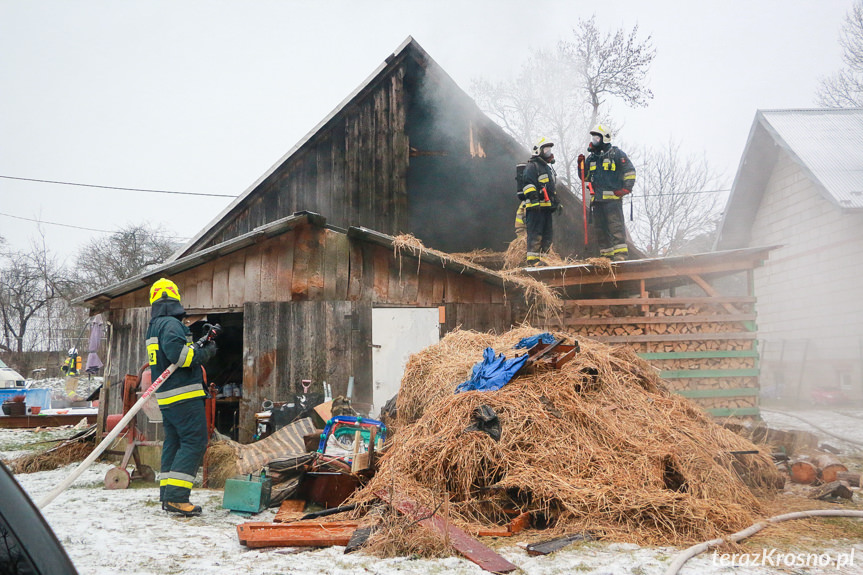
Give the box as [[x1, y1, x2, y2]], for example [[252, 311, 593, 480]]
[[537, 298, 760, 415]]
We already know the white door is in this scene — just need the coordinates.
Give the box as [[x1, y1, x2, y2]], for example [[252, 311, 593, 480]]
[[371, 307, 440, 417]]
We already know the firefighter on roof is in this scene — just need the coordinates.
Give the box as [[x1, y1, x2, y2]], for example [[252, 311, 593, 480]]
[[519, 138, 559, 266], [579, 124, 636, 261], [146, 278, 217, 516]]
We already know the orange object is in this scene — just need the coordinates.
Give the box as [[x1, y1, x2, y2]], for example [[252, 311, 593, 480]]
[[29, 406, 42, 415], [237, 521, 358, 548]]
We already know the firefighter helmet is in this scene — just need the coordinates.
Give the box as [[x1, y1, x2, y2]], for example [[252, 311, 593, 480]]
[[532, 137, 554, 157], [68, 348, 77, 356], [589, 124, 612, 144], [149, 278, 181, 305]]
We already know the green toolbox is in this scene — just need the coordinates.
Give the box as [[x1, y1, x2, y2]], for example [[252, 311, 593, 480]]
[[222, 472, 272, 514]]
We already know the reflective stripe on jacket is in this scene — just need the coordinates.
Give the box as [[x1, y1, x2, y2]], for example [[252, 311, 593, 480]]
[[584, 145, 636, 199], [521, 157, 558, 209], [146, 300, 207, 407]]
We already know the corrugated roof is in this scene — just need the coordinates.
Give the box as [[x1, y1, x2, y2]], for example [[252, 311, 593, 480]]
[[715, 108, 863, 250], [760, 108, 863, 209]]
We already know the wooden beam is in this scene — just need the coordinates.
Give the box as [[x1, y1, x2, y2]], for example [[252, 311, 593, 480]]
[[675, 387, 760, 398], [377, 491, 517, 574], [541, 258, 763, 288], [566, 297, 756, 306], [565, 314, 756, 326], [688, 274, 740, 314], [236, 521, 358, 548], [638, 350, 759, 359], [662, 369, 760, 379], [591, 332, 757, 343]]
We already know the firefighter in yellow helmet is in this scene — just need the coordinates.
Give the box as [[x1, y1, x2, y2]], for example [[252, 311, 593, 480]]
[[519, 137, 559, 266], [146, 278, 217, 516], [578, 124, 636, 261]]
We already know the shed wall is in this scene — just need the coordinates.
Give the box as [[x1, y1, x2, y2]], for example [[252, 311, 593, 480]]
[[750, 150, 863, 400]]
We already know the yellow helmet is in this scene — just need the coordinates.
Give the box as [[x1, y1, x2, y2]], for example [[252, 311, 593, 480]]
[[589, 124, 612, 144], [149, 278, 181, 305], [532, 137, 554, 157]]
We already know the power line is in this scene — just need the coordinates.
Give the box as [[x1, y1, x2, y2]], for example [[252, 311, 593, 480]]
[[0, 175, 238, 198], [0, 210, 190, 240], [632, 188, 731, 198]]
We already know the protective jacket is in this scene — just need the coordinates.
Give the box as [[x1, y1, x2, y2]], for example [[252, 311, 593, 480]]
[[520, 157, 558, 210], [583, 144, 636, 200], [146, 299, 212, 407], [514, 201, 526, 237]]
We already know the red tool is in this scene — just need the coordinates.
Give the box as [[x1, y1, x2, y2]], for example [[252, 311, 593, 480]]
[[579, 156, 589, 246]]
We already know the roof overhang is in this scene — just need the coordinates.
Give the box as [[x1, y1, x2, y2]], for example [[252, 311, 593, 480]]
[[75, 212, 325, 307], [522, 246, 777, 299], [76, 212, 512, 309]]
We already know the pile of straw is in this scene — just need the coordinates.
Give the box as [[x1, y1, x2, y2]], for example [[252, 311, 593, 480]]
[[350, 327, 781, 552], [9, 441, 94, 474]]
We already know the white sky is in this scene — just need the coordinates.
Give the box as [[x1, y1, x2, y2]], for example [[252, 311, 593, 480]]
[[0, 0, 851, 262]]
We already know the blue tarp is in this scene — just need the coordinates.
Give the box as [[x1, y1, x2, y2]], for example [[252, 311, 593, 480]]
[[0, 388, 52, 409], [455, 348, 528, 394], [514, 333, 555, 349]]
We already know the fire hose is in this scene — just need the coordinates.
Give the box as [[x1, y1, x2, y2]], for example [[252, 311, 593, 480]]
[[37, 323, 222, 509], [664, 509, 863, 575]]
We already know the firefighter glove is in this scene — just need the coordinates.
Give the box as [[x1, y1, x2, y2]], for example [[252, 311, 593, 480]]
[[198, 341, 218, 364], [614, 189, 631, 198]]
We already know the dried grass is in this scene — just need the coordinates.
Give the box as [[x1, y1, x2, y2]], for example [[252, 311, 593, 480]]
[[204, 440, 241, 488], [349, 327, 782, 554], [9, 441, 94, 473], [391, 234, 563, 318]]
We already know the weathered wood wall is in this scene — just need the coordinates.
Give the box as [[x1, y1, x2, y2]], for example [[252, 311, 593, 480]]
[[102, 224, 517, 440], [110, 226, 509, 311], [103, 307, 150, 416], [194, 62, 410, 252], [240, 301, 369, 443]]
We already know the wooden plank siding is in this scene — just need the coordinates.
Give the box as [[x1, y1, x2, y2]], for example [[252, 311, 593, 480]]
[[196, 62, 410, 253], [108, 226, 510, 312], [104, 307, 151, 415], [240, 300, 360, 443]]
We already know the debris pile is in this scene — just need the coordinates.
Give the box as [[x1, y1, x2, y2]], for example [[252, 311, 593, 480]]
[[350, 327, 782, 553]]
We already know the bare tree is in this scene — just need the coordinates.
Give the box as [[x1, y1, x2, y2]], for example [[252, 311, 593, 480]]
[[818, 0, 863, 107], [562, 16, 656, 131], [73, 224, 180, 296], [471, 17, 655, 188], [628, 141, 723, 257], [0, 245, 68, 353]]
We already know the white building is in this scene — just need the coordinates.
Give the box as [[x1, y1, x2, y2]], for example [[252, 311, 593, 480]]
[[715, 108, 863, 403]]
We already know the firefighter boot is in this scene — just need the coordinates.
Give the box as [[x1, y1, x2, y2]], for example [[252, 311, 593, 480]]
[[164, 501, 202, 516]]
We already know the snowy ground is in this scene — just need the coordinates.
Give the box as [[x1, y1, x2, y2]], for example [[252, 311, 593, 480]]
[[3, 410, 863, 574]]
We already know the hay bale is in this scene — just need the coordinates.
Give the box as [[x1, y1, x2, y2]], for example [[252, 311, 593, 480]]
[[349, 328, 782, 554], [204, 441, 241, 488]]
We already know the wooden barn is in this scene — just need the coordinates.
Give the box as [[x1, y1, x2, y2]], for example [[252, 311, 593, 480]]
[[78, 213, 520, 442], [173, 36, 596, 261], [715, 108, 863, 404]]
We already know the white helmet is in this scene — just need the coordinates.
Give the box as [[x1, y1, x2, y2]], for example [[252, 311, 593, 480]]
[[532, 137, 554, 157], [68, 348, 78, 355], [589, 124, 612, 144]]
